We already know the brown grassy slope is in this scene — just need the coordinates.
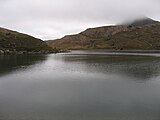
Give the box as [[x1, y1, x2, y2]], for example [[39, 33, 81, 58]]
[[46, 25, 129, 50], [46, 23, 160, 50]]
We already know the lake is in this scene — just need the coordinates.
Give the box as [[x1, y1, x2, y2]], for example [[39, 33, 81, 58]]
[[0, 50, 160, 120]]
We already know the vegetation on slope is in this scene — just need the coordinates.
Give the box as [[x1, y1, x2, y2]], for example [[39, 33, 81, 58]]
[[0, 27, 55, 54]]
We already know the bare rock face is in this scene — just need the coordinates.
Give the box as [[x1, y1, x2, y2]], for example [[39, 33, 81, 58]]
[[46, 17, 160, 50]]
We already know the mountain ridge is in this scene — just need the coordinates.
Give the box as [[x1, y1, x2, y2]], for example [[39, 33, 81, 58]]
[[46, 17, 160, 50]]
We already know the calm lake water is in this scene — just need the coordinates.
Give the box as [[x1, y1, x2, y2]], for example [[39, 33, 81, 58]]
[[1, 50, 160, 120]]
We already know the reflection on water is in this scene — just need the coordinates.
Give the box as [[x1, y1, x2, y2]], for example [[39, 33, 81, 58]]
[[0, 55, 47, 76], [61, 51, 160, 80], [0, 51, 160, 120]]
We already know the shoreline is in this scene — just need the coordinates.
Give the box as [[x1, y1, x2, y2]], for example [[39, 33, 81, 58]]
[[1, 49, 160, 55], [0, 49, 59, 55], [68, 49, 160, 53]]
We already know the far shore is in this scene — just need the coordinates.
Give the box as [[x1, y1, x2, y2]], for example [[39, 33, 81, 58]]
[[2, 49, 160, 55], [67, 49, 160, 53], [102, 50, 160, 53]]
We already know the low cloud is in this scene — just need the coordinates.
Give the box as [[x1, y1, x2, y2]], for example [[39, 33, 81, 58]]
[[0, 0, 160, 40]]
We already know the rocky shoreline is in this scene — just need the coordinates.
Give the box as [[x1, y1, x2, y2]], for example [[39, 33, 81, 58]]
[[0, 49, 60, 55]]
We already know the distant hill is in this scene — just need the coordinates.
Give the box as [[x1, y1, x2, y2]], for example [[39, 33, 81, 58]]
[[46, 17, 160, 50], [0, 27, 54, 54]]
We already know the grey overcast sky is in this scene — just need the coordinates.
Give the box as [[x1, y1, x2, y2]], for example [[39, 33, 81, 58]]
[[0, 0, 160, 40]]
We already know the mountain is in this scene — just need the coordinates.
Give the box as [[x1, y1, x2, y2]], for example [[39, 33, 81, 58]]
[[127, 17, 159, 26], [46, 17, 160, 50], [0, 27, 54, 54]]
